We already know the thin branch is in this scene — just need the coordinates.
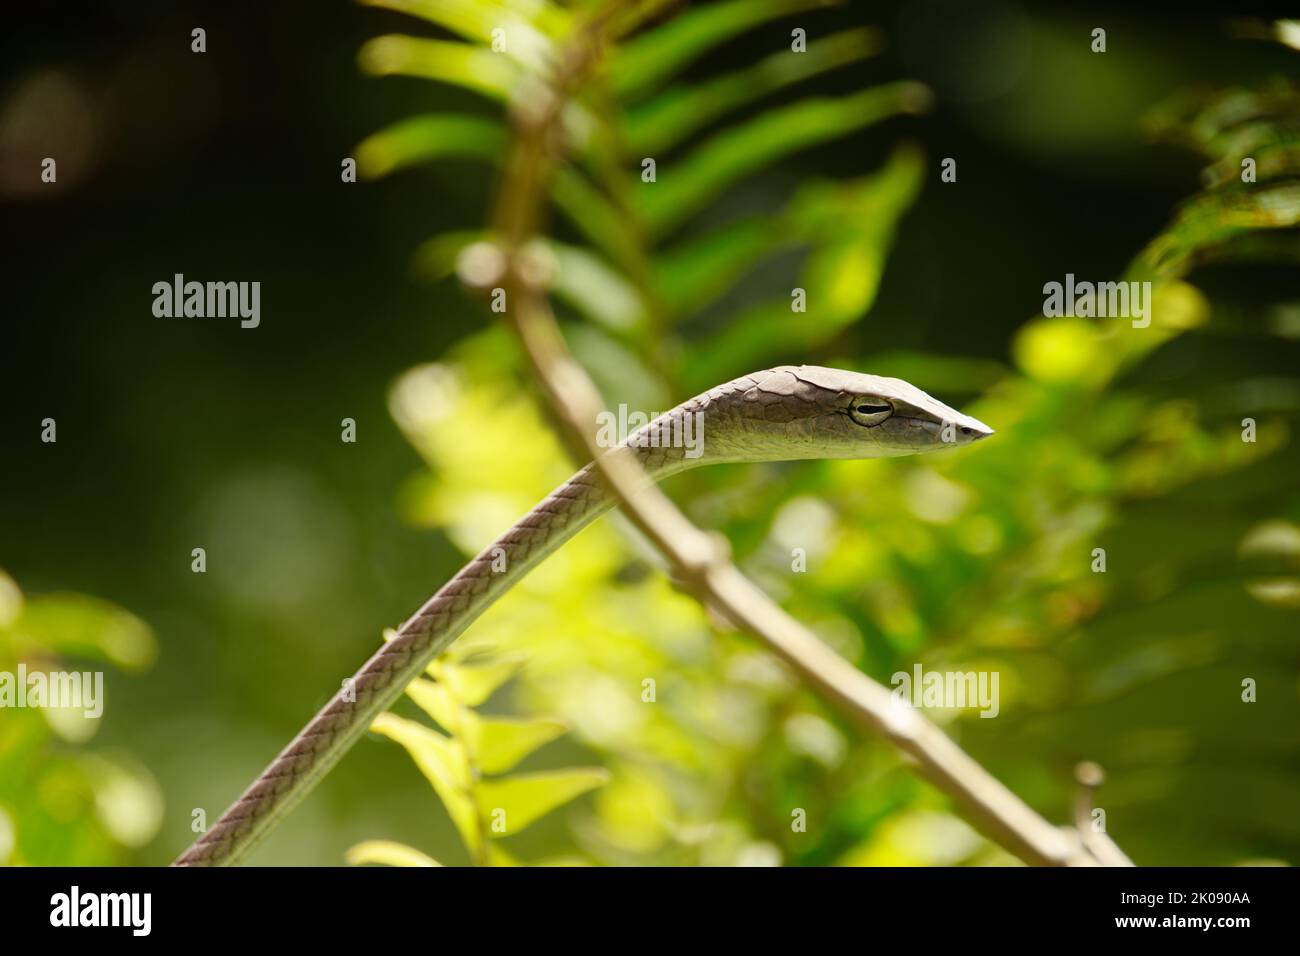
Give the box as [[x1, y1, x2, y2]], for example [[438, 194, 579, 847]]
[[1074, 762, 1136, 867], [471, 1, 1128, 867]]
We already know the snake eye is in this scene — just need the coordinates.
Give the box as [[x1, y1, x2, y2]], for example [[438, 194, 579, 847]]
[[848, 398, 893, 427]]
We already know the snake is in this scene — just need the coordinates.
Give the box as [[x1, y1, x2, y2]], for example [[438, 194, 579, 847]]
[[174, 365, 993, 865]]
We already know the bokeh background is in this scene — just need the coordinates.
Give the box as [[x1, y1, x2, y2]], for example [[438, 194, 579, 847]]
[[2, 0, 1298, 866]]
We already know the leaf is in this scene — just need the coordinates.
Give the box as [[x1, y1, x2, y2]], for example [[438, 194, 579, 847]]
[[655, 218, 794, 316], [359, 0, 566, 69], [359, 36, 595, 145], [428, 656, 525, 706], [1202, 140, 1300, 190], [370, 713, 480, 854], [359, 36, 519, 101], [677, 147, 925, 383], [682, 300, 809, 389], [624, 28, 881, 154], [79, 753, 163, 848], [371, 713, 465, 790], [528, 855, 593, 866], [476, 768, 609, 837], [552, 168, 646, 273], [12, 595, 156, 671], [786, 143, 925, 240], [355, 114, 504, 179], [1275, 18, 1300, 51], [636, 83, 931, 236], [1132, 184, 1300, 281], [405, 677, 461, 732], [487, 844, 522, 866], [612, 0, 838, 100], [346, 840, 442, 867], [0, 570, 21, 629], [411, 230, 484, 282], [566, 324, 673, 412], [472, 716, 569, 774], [549, 243, 647, 332]]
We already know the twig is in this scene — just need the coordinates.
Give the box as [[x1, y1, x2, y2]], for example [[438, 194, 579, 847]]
[[1074, 762, 1136, 867]]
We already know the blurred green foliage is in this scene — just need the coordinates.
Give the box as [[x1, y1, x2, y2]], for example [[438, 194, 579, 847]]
[[343, 2, 1300, 866], [351, 629, 608, 866], [4, 2, 1298, 867], [0, 571, 161, 865]]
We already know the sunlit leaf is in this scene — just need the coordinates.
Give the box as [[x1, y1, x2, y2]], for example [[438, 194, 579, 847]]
[[593, 768, 676, 853], [476, 768, 609, 837], [659, 143, 922, 325], [550, 243, 647, 332], [472, 715, 569, 774], [552, 168, 645, 273], [624, 28, 881, 154], [80, 754, 163, 849], [346, 839, 442, 867], [1276, 19, 1300, 51], [405, 677, 462, 731], [359, 0, 565, 68], [359, 36, 519, 100], [680, 150, 924, 383], [411, 230, 483, 282], [786, 143, 924, 240], [612, 0, 837, 100], [0, 807, 13, 866], [356, 114, 504, 179], [655, 218, 791, 316], [567, 324, 673, 412], [487, 843, 522, 866], [637, 84, 931, 236], [370, 713, 479, 853], [428, 657, 525, 706], [0, 571, 24, 629], [1013, 318, 1109, 386], [12, 596, 155, 671], [529, 854, 593, 866]]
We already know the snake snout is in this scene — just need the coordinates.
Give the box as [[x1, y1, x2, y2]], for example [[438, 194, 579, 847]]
[[948, 412, 994, 444]]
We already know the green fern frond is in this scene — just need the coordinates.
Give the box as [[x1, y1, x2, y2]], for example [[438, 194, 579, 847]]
[[353, 649, 605, 866], [358, 0, 930, 381], [1138, 78, 1300, 281]]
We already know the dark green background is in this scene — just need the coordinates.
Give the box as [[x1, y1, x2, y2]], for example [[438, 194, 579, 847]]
[[2, 1, 1295, 864]]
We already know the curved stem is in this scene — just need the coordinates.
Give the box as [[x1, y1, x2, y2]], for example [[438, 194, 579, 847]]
[[483, 0, 1126, 868]]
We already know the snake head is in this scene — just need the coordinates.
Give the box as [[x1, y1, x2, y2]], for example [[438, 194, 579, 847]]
[[726, 366, 993, 461]]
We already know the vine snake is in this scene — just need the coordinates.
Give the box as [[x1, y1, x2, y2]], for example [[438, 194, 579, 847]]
[[174, 365, 992, 866]]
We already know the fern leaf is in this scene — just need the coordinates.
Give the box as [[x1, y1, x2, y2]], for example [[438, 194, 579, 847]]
[[636, 83, 930, 236], [624, 27, 881, 154], [612, 0, 838, 99]]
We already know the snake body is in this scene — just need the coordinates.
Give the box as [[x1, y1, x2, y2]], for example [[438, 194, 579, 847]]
[[175, 365, 991, 865]]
